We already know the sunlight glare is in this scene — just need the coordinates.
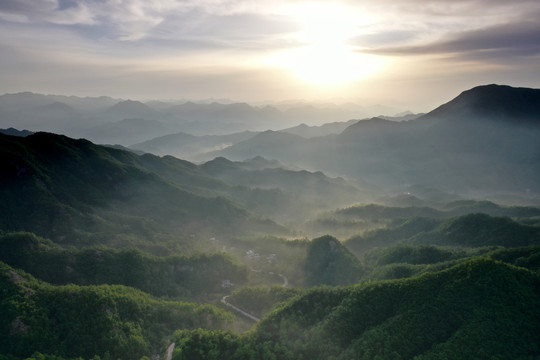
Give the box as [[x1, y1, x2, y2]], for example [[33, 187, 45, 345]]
[[271, 2, 384, 86]]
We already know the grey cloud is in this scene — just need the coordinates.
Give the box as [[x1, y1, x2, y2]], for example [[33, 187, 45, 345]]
[[0, 0, 299, 43], [360, 21, 540, 61], [0, 0, 93, 25], [0, 0, 57, 14], [350, 30, 421, 47]]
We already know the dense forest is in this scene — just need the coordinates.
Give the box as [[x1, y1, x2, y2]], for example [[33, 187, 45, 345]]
[[0, 262, 233, 360], [171, 259, 540, 360]]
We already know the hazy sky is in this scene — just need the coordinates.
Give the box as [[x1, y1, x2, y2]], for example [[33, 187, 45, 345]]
[[1, 0, 539, 111]]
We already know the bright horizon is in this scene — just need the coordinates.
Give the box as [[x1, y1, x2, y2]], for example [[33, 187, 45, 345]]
[[1, 0, 539, 112]]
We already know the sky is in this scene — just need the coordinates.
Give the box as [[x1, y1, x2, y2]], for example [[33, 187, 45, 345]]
[[0, 0, 539, 111]]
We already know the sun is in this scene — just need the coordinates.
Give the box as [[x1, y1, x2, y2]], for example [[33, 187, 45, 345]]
[[273, 44, 382, 86], [269, 2, 384, 86]]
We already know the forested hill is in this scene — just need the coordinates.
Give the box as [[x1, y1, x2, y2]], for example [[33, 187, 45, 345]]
[[0, 132, 280, 248], [0, 232, 248, 300], [172, 259, 540, 359], [0, 261, 233, 360]]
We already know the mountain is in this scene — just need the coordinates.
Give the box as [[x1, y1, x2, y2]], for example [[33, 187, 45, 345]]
[[304, 235, 364, 286], [0, 93, 118, 134], [161, 102, 285, 135], [209, 130, 314, 165], [172, 259, 540, 359], [199, 156, 367, 221], [0, 128, 33, 137], [103, 100, 161, 120], [0, 92, 405, 146], [325, 201, 540, 222], [0, 132, 281, 248], [78, 118, 172, 145], [34, 101, 81, 118], [158, 101, 382, 135], [235, 156, 288, 170], [130, 131, 257, 161], [279, 119, 359, 138], [409, 213, 540, 247], [0, 232, 248, 300], [210, 84, 540, 201], [0, 92, 118, 112], [419, 84, 540, 124], [378, 111, 423, 122], [344, 212, 540, 255], [0, 100, 85, 133], [0, 261, 233, 360]]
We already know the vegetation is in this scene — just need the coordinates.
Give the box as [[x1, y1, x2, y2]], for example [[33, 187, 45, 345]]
[[172, 259, 540, 359], [410, 213, 540, 247], [0, 132, 283, 250], [305, 235, 364, 286], [0, 232, 248, 301], [227, 286, 302, 319], [312, 201, 540, 238], [346, 213, 540, 257], [0, 262, 233, 360], [1, 115, 540, 360], [222, 236, 308, 288]]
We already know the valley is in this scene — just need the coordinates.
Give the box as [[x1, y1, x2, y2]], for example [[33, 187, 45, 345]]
[[1, 84, 540, 360]]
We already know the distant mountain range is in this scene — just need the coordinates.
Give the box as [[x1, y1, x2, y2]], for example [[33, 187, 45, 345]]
[[1, 84, 538, 205], [2, 84, 540, 360], [0, 92, 398, 145], [130, 131, 257, 160], [0, 127, 33, 137], [210, 84, 540, 203]]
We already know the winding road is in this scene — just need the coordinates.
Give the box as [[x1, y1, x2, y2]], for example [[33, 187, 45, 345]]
[[277, 273, 288, 287], [163, 272, 289, 355], [221, 271, 289, 322], [221, 295, 261, 322], [166, 342, 175, 360]]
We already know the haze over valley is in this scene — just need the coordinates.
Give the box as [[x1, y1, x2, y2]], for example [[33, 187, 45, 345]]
[[1, 0, 540, 359]]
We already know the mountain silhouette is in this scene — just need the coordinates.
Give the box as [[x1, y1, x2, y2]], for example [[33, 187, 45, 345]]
[[420, 84, 540, 124], [104, 100, 160, 120], [213, 84, 540, 200]]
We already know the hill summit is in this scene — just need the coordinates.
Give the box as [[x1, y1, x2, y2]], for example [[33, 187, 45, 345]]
[[421, 84, 540, 123]]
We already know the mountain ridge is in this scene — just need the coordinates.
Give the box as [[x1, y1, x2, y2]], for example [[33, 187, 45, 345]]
[[0, 131, 282, 247], [212, 84, 540, 199], [419, 84, 540, 124]]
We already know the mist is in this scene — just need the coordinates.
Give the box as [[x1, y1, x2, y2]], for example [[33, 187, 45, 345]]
[[1, 83, 540, 360]]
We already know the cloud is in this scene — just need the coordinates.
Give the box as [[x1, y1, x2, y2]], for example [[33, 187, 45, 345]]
[[0, 0, 95, 25], [0, 0, 297, 41], [359, 21, 540, 62], [146, 10, 299, 47], [351, 30, 421, 48], [1, 0, 539, 106]]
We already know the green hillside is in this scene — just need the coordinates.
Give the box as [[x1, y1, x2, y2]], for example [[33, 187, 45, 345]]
[[0, 132, 281, 249], [311, 201, 540, 237], [410, 213, 540, 247], [0, 262, 233, 360], [305, 235, 364, 286], [172, 259, 540, 359], [346, 213, 540, 256], [0, 232, 248, 301]]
